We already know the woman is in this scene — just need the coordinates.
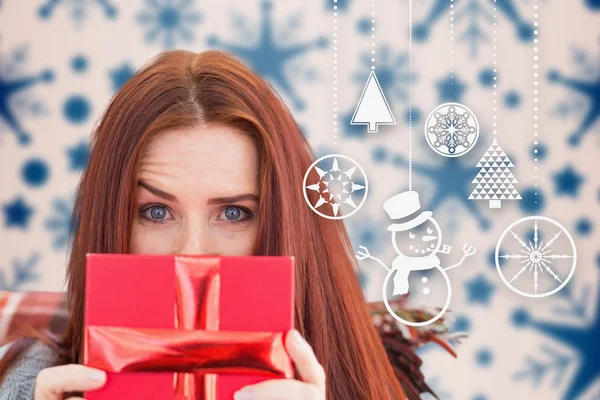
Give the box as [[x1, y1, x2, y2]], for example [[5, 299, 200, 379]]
[[0, 50, 407, 399]]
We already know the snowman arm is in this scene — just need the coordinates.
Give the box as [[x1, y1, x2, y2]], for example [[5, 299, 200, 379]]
[[371, 257, 391, 272], [443, 243, 476, 271], [355, 246, 390, 272], [443, 255, 468, 271]]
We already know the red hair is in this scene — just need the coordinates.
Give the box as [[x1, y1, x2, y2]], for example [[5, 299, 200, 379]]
[[0, 50, 406, 400]]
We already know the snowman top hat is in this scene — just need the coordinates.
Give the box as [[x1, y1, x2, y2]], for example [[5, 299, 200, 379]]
[[384, 191, 433, 232]]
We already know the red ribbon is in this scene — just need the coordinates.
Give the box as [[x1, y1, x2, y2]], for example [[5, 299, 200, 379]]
[[85, 257, 293, 399]]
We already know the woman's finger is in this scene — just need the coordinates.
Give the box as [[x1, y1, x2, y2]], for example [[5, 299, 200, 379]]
[[234, 379, 320, 400], [284, 329, 326, 391], [34, 364, 106, 400]]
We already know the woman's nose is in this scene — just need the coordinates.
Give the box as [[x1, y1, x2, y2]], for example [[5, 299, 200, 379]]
[[179, 226, 218, 255]]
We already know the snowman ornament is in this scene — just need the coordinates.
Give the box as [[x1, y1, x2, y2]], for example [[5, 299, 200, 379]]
[[356, 191, 476, 326]]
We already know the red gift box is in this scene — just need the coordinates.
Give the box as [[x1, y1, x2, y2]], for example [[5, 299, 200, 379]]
[[84, 254, 295, 400]]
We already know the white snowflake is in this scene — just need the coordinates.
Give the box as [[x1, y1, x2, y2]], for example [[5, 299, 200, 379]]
[[303, 155, 367, 220], [499, 220, 573, 294], [424, 102, 479, 157]]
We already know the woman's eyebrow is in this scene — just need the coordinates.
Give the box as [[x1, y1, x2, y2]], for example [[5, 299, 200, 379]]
[[208, 194, 259, 205], [137, 180, 177, 202]]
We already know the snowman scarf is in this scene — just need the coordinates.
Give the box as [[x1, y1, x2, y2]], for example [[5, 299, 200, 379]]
[[391, 253, 441, 296]]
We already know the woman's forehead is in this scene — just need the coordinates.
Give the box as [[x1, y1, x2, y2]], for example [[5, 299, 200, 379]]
[[137, 124, 259, 198]]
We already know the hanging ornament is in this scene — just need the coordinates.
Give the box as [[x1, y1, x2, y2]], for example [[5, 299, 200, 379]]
[[350, 4, 396, 133], [424, 102, 480, 157], [351, 70, 396, 133], [495, 216, 576, 298], [493, 3, 576, 298], [303, 154, 368, 220], [353, 0, 476, 327], [468, 138, 522, 208]]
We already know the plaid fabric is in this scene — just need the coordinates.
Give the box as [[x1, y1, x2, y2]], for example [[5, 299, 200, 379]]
[[0, 291, 68, 344]]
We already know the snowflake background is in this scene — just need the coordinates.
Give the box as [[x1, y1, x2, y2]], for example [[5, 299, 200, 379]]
[[1, 1, 599, 399]]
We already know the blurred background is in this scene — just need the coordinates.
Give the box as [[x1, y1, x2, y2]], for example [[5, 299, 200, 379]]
[[0, 0, 599, 398]]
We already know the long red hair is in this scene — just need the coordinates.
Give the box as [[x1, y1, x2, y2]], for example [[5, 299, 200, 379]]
[[0, 50, 406, 400]]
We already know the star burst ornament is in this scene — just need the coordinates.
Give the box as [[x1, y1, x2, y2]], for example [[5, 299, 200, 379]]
[[495, 216, 577, 298], [303, 154, 368, 220]]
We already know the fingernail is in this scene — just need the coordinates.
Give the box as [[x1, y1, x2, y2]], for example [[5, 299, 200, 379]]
[[234, 389, 253, 400], [87, 369, 106, 381]]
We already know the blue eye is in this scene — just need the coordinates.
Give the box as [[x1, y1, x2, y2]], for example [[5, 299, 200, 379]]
[[220, 206, 251, 223], [142, 205, 170, 222], [224, 206, 245, 221]]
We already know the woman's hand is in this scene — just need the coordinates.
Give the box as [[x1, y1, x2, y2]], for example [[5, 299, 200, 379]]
[[33, 330, 324, 400], [234, 329, 326, 400], [34, 364, 107, 400]]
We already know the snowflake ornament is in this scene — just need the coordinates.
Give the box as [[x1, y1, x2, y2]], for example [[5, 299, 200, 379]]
[[424, 102, 479, 157], [303, 154, 367, 220], [495, 216, 576, 298]]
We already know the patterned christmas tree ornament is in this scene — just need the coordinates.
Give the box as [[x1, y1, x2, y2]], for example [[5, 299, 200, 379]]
[[468, 138, 521, 208], [424, 102, 479, 157]]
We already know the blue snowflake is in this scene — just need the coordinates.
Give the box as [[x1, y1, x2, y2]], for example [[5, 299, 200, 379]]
[[531, 142, 547, 161], [504, 90, 521, 108], [341, 109, 367, 139], [548, 44, 600, 146], [404, 107, 423, 125], [553, 282, 589, 320], [45, 195, 76, 250], [0, 253, 40, 290], [514, 346, 573, 390], [354, 46, 411, 104], [512, 284, 600, 400], [207, 1, 327, 110], [452, 314, 472, 332], [553, 165, 584, 197], [63, 94, 91, 124], [586, 0, 600, 10], [372, 145, 389, 163], [575, 217, 593, 236], [66, 140, 89, 171], [465, 274, 495, 305], [519, 186, 546, 214], [109, 62, 135, 92], [2, 197, 34, 229], [456, 0, 495, 58], [488, 246, 506, 269], [0, 45, 54, 145], [71, 54, 89, 73], [137, 0, 202, 48], [478, 67, 497, 87], [391, 154, 490, 230], [325, 0, 351, 12], [437, 73, 467, 102], [475, 347, 494, 367], [356, 17, 371, 35], [21, 158, 50, 187], [413, 0, 533, 58], [38, 0, 118, 28]]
